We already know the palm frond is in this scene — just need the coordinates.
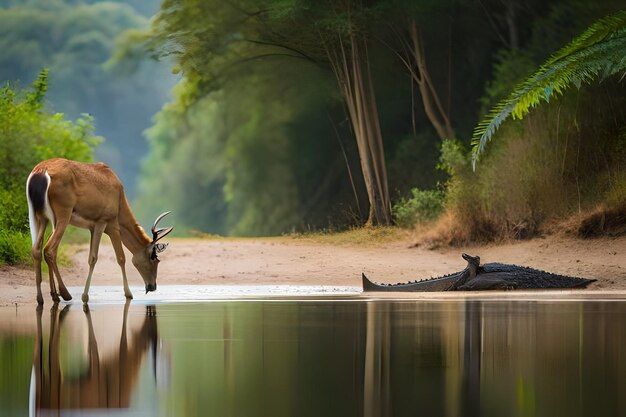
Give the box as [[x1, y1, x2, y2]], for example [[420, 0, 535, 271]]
[[471, 10, 626, 168]]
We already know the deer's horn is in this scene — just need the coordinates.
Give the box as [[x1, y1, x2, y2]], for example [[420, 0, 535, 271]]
[[151, 211, 173, 243]]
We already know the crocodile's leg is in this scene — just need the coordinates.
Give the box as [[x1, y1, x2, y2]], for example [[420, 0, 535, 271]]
[[448, 253, 481, 291], [458, 274, 518, 290]]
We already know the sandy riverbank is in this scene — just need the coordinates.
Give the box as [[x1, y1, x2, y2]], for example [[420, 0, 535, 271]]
[[1, 234, 625, 306]]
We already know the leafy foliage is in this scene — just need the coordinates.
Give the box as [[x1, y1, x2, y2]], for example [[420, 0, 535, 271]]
[[392, 188, 444, 228], [472, 10, 626, 166], [125, 0, 626, 237], [442, 81, 626, 243], [134, 60, 345, 236], [129, 0, 492, 233], [0, 71, 100, 264], [478, 49, 536, 114], [0, 0, 174, 197]]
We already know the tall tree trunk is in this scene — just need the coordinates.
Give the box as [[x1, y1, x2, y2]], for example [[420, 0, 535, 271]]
[[325, 31, 391, 226], [395, 19, 455, 141], [361, 38, 391, 224]]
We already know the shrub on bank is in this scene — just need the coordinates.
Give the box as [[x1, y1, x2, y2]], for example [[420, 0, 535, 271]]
[[426, 82, 626, 245], [393, 188, 444, 228], [0, 230, 31, 265]]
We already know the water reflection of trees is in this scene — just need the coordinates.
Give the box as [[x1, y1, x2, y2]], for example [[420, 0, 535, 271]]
[[479, 301, 626, 417], [31, 302, 159, 414], [362, 300, 626, 417], [363, 301, 467, 417]]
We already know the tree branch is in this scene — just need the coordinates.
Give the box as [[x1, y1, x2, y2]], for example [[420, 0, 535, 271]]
[[244, 39, 320, 65]]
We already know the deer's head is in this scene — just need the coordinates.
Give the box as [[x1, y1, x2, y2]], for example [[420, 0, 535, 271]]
[[132, 211, 173, 293]]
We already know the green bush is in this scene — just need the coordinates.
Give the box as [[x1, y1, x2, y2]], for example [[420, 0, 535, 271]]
[[0, 230, 31, 265], [0, 70, 100, 265], [437, 81, 626, 243], [393, 188, 444, 229]]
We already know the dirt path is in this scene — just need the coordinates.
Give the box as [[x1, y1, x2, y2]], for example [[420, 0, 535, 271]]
[[2, 234, 625, 306]]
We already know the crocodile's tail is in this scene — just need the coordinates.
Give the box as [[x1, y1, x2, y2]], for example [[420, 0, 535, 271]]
[[552, 276, 597, 289], [362, 273, 377, 291], [362, 273, 398, 292]]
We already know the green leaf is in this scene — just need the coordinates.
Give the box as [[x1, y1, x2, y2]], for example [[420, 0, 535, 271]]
[[471, 10, 626, 168]]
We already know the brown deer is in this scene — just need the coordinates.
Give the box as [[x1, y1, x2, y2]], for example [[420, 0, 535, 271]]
[[26, 158, 173, 304]]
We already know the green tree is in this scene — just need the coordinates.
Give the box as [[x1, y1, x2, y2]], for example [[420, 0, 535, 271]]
[[126, 0, 625, 238], [0, 70, 100, 264], [130, 0, 524, 230], [135, 56, 343, 236], [132, 0, 394, 225]]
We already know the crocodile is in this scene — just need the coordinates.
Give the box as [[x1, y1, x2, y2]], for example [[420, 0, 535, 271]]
[[362, 253, 597, 292]]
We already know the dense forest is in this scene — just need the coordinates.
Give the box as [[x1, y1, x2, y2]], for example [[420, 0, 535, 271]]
[[1, 0, 625, 264], [126, 0, 625, 238]]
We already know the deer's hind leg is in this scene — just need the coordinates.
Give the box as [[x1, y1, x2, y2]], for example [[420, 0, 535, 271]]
[[43, 207, 73, 302], [32, 215, 48, 305]]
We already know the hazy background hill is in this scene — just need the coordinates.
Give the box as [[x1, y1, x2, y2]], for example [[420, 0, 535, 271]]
[[0, 0, 176, 198]]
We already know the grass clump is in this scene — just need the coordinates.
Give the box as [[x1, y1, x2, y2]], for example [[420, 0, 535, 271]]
[[288, 226, 408, 247]]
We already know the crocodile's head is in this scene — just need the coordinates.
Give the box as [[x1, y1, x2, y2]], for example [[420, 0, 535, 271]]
[[462, 253, 480, 265], [461, 253, 480, 277]]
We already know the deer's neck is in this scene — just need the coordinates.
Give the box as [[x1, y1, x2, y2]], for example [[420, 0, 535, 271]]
[[118, 195, 151, 255]]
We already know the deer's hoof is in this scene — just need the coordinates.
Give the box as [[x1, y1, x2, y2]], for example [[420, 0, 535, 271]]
[[51, 292, 60, 303], [125, 292, 133, 300], [60, 288, 72, 301], [37, 295, 44, 305], [81, 293, 89, 304]]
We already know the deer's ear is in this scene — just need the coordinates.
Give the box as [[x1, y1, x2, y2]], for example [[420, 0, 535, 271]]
[[149, 243, 168, 261]]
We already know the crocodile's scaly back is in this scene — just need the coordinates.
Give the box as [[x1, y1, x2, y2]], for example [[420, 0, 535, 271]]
[[476, 263, 596, 289]]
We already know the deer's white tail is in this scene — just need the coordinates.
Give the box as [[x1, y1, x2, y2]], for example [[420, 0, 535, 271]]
[[26, 171, 54, 246]]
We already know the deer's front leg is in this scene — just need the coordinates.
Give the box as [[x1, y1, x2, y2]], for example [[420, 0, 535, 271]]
[[106, 223, 133, 300], [82, 222, 107, 304]]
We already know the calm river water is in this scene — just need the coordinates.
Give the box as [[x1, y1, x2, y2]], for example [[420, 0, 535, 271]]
[[0, 294, 624, 417]]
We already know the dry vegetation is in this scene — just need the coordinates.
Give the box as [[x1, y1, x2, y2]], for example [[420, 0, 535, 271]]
[[412, 84, 626, 248], [287, 226, 411, 247]]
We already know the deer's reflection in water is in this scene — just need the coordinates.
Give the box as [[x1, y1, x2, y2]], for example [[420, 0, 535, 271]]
[[31, 302, 161, 414]]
